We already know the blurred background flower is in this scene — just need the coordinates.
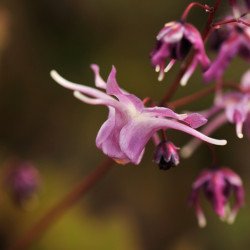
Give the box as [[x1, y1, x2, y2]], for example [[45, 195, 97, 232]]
[[0, 1, 249, 249]]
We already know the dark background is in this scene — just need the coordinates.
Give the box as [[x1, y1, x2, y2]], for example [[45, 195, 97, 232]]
[[0, 0, 249, 249]]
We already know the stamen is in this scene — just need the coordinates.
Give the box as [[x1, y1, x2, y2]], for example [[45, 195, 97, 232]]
[[180, 59, 198, 86], [164, 59, 176, 73], [158, 70, 165, 82], [155, 65, 160, 72], [197, 212, 207, 228]]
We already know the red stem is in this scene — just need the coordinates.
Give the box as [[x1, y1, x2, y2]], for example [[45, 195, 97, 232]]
[[9, 157, 114, 250], [181, 2, 213, 21], [168, 82, 241, 109]]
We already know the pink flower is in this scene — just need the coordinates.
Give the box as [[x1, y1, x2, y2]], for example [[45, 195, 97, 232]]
[[189, 167, 244, 227], [5, 161, 41, 207], [51, 65, 226, 165], [150, 21, 210, 84], [204, 22, 250, 83], [153, 141, 180, 170], [216, 70, 250, 138]]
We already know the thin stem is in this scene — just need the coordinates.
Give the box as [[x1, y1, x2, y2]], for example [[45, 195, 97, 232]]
[[205, 143, 219, 167], [168, 82, 241, 109], [160, 0, 222, 105], [9, 157, 114, 250], [181, 2, 213, 21], [212, 12, 250, 28]]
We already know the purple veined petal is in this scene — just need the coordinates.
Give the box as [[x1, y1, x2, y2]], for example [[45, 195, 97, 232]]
[[241, 70, 250, 91], [90, 64, 107, 89], [181, 113, 208, 128], [50, 70, 112, 101], [119, 117, 227, 164], [180, 57, 199, 86], [144, 106, 186, 119]]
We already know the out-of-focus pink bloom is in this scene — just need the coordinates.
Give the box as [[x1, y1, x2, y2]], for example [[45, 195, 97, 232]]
[[51, 65, 226, 165], [204, 22, 250, 83], [5, 161, 41, 207], [150, 21, 210, 85], [189, 167, 244, 227], [153, 141, 179, 170], [181, 70, 250, 158], [216, 70, 250, 138]]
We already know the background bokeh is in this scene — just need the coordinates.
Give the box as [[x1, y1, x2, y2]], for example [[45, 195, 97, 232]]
[[0, 0, 249, 249]]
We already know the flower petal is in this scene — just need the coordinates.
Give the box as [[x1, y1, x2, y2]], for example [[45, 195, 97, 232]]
[[50, 70, 112, 100], [96, 108, 129, 164], [182, 113, 207, 128], [119, 117, 227, 164], [90, 64, 107, 89]]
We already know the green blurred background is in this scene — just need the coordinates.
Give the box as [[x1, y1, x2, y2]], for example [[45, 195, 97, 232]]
[[0, 0, 249, 249]]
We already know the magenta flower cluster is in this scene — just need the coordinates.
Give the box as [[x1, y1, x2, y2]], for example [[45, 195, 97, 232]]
[[51, 0, 249, 227]]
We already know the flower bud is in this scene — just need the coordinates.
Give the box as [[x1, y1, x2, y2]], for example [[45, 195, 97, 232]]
[[154, 141, 180, 170]]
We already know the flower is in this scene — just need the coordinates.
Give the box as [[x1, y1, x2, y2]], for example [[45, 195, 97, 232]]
[[216, 70, 250, 138], [51, 65, 226, 165], [204, 21, 250, 83], [153, 141, 180, 170], [189, 167, 244, 227], [181, 70, 250, 158], [150, 21, 210, 84], [5, 161, 41, 208]]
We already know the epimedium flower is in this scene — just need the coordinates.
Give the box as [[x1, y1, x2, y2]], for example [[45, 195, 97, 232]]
[[215, 70, 250, 138], [204, 21, 250, 83], [5, 161, 41, 208], [181, 70, 250, 158], [153, 141, 180, 170], [189, 167, 244, 227], [150, 21, 210, 85], [50, 65, 226, 165]]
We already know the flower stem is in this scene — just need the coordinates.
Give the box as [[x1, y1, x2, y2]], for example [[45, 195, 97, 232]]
[[160, 0, 223, 106], [181, 2, 213, 21], [9, 157, 114, 250], [168, 82, 240, 109]]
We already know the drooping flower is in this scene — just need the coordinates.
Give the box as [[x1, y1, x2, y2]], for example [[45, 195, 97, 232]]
[[150, 21, 210, 85], [216, 70, 250, 138], [204, 21, 250, 83], [181, 70, 250, 159], [153, 141, 180, 170], [189, 167, 244, 227], [51, 65, 226, 165]]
